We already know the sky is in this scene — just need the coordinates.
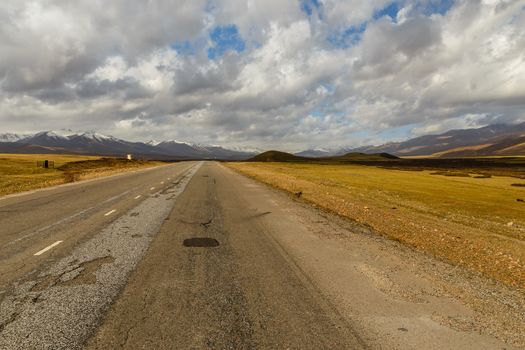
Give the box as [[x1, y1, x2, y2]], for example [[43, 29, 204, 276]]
[[0, 0, 524, 151]]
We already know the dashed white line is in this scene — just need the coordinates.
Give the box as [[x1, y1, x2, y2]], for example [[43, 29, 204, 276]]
[[150, 187, 155, 190], [101, 190, 131, 204], [160, 181, 164, 184], [104, 209, 116, 216], [34, 241, 63, 256], [8, 190, 133, 247], [134, 195, 142, 199]]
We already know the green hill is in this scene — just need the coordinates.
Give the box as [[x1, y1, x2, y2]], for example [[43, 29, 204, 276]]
[[248, 150, 307, 162], [248, 150, 397, 162]]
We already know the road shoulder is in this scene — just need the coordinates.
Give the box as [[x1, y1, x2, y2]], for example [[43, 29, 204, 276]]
[[219, 163, 524, 349]]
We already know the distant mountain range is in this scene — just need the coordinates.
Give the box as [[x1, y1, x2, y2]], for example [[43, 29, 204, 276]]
[[297, 122, 525, 158], [0, 130, 254, 160], [1, 122, 524, 160]]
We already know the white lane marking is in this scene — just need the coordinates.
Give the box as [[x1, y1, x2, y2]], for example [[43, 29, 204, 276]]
[[8, 190, 134, 247], [150, 187, 155, 190], [134, 195, 141, 199], [160, 181, 164, 184], [101, 190, 131, 204], [8, 206, 95, 246], [104, 209, 116, 216], [34, 241, 63, 256]]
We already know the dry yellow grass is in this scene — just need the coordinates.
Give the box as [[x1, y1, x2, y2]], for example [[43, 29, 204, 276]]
[[227, 162, 525, 289], [0, 153, 164, 196]]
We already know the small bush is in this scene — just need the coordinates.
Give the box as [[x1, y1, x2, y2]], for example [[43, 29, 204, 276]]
[[473, 174, 492, 178], [63, 171, 80, 183], [430, 171, 470, 177]]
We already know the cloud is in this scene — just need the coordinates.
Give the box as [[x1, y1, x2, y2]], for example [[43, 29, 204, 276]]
[[0, 0, 524, 151]]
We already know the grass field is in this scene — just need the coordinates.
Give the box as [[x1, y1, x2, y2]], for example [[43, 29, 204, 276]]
[[227, 162, 525, 289], [0, 154, 164, 197]]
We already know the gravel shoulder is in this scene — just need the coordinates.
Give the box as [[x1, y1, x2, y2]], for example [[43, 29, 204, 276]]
[[227, 162, 525, 289], [224, 163, 524, 349]]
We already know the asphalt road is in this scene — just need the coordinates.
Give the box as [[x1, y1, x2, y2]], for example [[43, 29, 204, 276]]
[[87, 161, 364, 349], [0, 161, 199, 348], [0, 161, 196, 296], [0, 161, 519, 349]]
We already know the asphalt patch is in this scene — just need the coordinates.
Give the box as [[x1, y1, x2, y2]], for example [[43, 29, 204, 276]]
[[183, 237, 219, 247]]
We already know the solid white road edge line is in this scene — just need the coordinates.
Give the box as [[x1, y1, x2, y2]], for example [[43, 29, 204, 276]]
[[104, 209, 116, 216], [34, 241, 63, 256]]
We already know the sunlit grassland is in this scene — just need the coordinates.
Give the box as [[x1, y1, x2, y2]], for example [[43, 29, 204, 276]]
[[0, 154, 163, 196], [227, 162, 525, 289]]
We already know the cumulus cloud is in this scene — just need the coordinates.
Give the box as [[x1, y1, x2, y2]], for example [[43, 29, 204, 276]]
[[0, 0, 524, 150]]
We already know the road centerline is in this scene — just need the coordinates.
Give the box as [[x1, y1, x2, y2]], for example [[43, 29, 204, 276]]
[[34, 241, 63, 256], [104, 209, 116, 216]]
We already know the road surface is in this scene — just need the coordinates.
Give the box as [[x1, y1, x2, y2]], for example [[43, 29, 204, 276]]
[[0, 162, 520, 349]]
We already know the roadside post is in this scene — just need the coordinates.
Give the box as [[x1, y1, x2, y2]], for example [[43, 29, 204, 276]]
[[37, 160, 55, 169]]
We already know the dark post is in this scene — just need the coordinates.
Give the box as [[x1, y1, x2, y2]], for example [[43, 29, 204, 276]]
[[44, 160, 49, 169]]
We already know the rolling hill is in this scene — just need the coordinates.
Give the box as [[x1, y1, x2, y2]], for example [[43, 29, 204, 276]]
[[350, 122, 525, 157], [248, 150, 397, 162], [248, 151, 308, 162]]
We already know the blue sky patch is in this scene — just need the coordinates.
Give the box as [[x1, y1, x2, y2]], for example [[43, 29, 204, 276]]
[[204, 0, 216, 14], [376, 123, 418, 142], [422, 0, 454, 16], [300, 0, 321, 17], [309, 84, 337, 117], [327, 22, 367, 49], [374, 2, 399, 21], [171, 41, 196, 55], [207, 24, 245, 59]]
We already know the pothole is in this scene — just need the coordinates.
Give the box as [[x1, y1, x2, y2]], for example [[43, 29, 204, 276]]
[[31, 275, 58, 292], [183, 238, 220, 247], [30, 256, 116, 292], [62, 256, 115, 286]]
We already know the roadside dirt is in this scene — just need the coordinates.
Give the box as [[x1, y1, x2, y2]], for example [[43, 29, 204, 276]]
[[227, 162, 525, 290]]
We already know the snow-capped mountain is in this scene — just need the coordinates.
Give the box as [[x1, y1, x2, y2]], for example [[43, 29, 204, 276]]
[[145, 140, 161, 146], [294, 148, 343, 157], [155, 140, 207, 158], [294, 122, 525, 158], [0, 133, 29, 143], [347, 122, 525, 157], [0, 130, 255, 160]]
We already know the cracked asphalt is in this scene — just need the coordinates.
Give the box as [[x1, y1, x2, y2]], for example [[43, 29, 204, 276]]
[[0, 162, 201, 349], [0, 161, 520, 349], [87, 161, 364, 349]]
